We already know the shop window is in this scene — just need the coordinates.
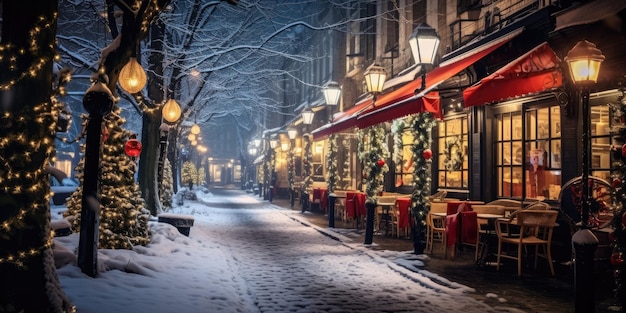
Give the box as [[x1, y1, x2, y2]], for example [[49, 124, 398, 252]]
[[395, 128, 414, 188], [438, 116, 469, 189], [591, 104, 611, 182], [312, 141, 324, 182], [495, 105, 561, 200]]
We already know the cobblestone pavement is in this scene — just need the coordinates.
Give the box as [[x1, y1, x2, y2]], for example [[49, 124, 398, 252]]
[[262, 195, 620, 313], [198, 188, 517, 313]]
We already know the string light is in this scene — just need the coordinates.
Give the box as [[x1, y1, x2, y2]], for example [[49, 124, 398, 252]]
[[0, 15, 69, 266]]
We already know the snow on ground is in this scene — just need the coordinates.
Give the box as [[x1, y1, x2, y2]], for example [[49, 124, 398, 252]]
[[53, 190, 525, 313]]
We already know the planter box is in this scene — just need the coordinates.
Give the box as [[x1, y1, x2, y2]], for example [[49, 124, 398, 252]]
[[158, 214, 195, 237]]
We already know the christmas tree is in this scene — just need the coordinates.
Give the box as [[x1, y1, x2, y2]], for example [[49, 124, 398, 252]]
[[65, 106, 150, 249], [181, 161, 197, 189], [160, 158, 174, 210]]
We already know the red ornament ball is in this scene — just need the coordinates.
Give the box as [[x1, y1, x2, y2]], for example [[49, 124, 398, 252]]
[[614, 178, 622, 188], [611, 250, 625, 266], [377, 159, 385, 167], [124, 138, 142, 158], [422, 149, 433, 159], [622, 143, 626, 157]]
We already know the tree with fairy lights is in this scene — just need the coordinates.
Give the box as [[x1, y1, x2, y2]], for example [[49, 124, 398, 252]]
[[326, 134, 338, 193], [65, 107, 151, 250], [408, 112, 437, 254], [182, 161, 198, 190], [160, 158, 174, 210], [610, 86, 626, 309], [0, 2, 75, 311]]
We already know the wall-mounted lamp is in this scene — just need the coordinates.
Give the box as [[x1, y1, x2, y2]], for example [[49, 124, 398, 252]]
[[302, 108, 315, 125], [364, 63, 387, 103], [322, 81, 341, 106], [408, 23, 440, 93], [287, 128, 298, 140], [270, 138, 279, 149]]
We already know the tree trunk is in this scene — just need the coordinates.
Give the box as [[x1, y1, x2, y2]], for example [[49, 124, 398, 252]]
[[138, 112, 163, 216], [0, 1, 74, 311], [168, 127, 180, 194], [138, 19, 166, 216]]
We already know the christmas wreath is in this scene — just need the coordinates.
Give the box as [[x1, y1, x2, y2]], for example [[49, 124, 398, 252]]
[[443, 135, 464, 171]]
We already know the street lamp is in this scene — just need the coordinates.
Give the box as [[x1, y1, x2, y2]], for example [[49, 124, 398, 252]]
[[408, 23, 440, 93], [565, 40, 604, 313], [118, 57, 147, 94]]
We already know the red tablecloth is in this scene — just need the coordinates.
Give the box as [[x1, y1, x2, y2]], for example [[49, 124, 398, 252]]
[[460, 211, 478, 245], [354, 193, 366, 217], [445, 202, 473, 247], [313, 188, 322, 202], [396, 198, 411, 229], [320, 189, 328, 211]]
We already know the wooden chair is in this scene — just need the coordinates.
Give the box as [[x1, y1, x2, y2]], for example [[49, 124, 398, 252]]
[[392, 198, 411, 238], [495, 210, 558, 276], [426, 202, 447, 255]]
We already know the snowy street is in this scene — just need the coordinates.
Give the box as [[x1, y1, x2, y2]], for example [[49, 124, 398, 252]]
[[56, 188, 523, 313]]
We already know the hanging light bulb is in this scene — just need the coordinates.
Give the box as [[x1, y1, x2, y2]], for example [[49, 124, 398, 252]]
[[119, 57, 147, 94], [188, 133, 196, 141], [162, 98, 182, 123], [190, 123, 201, 135]]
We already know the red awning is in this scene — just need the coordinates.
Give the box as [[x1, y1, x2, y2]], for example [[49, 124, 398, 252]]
[[310, 98, 372, 140], [463, 42, 563, 107], [355, 28, 521, 129]]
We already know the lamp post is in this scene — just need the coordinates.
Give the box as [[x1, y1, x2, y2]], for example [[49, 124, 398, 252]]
[[323, 80, 341, 228], [302, 109, 314, 213], [288, 128, 297, 208], [78, 74, 114, 277], [565, 40, 604, 313], [363, 64, 387, 245], [407, 23, 440, 254]]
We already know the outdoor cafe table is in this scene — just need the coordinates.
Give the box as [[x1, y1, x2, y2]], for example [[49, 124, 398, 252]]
[[475, 213, 506, 267]]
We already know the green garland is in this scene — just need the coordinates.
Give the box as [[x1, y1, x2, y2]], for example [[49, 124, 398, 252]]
[[358, 125, 389, 204], [443, 135, 464, 171], [303, 134, 313, 191], [610, 88, 626, 307], [326, 134, 338, 193], [409, 112, 437, 254], [288, 149, 295, 191]]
